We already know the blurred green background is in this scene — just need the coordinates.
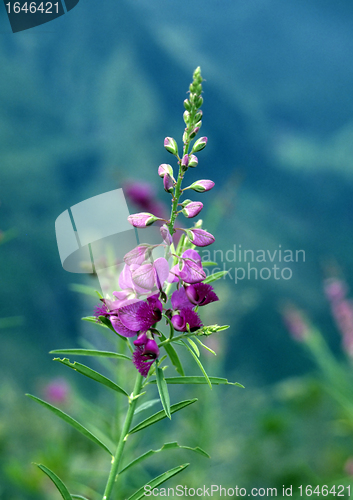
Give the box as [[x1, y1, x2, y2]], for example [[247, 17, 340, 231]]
[[1, 0, 353, 497]]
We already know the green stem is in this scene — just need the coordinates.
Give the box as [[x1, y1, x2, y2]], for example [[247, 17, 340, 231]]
[[102, 372, 143, 500]]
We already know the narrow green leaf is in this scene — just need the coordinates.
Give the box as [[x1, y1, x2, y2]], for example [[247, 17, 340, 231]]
[[201, 261, 218, 267], [135, 399, 161, 414], [181, 341, 212, 390], [53, 358, 129, 396], [195, 338, 216, 355], [129, 399, 197, 435], [156, 366, 171, 419], [127, 464, 190, 500], [148, 376, 244, 387], [72, 496, 90, 500], [35, 464, 72, 500], [159, 333, 184, 376], [69, 284, 98, 297], [203, 270, 229, 284], [187, 338, 200, 357], [50, 349, 131, 361], [119, 442, 209, 475], [27, 395, 113, 455]]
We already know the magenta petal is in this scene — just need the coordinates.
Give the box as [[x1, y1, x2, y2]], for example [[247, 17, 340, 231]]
[[187, 228, 215, 247], [182, 249, 202, 266], [110, 316, 137, 337], [171, 288, 193, 310], [118, 302, 145, 331], [167, 264, 181, 283], [171, 308, 202, 332], [185, 283, 219, 306], [180, 260, 206, 284], [133, 346, 155, 377]]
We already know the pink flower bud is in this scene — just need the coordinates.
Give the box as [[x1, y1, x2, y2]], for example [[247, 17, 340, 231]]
[[187, 179, 215, 193], [160, 224, 173, 245], [186, 228, 215, 247], [182, 201, 203, 218], [127, 212, 160, 228], [163, 173, 174, 193], [164, 137, 178, 156], [191, 136, 208, 153], [158, 163, 174, 178], [181, 154, 189, 169], [188, 155, 198, 168]]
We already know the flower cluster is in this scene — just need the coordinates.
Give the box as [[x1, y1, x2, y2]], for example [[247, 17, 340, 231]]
[[94, 67, 221, 377]]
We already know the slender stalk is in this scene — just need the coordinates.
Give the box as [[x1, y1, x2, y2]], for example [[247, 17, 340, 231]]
[[102, 372, 143, 500]]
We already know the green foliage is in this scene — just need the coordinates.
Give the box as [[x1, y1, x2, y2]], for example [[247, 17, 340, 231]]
[[127, 464, 190, 500], [35, 464, 72, 500]]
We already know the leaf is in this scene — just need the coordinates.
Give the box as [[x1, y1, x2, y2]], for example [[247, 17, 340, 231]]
[[129, 399, 197, 435], [148, 376, 244, 387], [69, 284, 98, 297], [127, 464, 190, 500], [201, 261, 218, 267], [72, 496, 90, 500], [156, 366, 171, 419], [35, 464, 72, 500], [187, 338, 200, 357], [195, 338, 216, 355], [181, 341, 212, 390], [54, 358, 129, 396], [135, 399, 161, 414], [27, 395, 113, 455], [50, 349, 131, 361], [203, 270, 229, 284], [159, 333, 184, 376], [119, 442, 209, 475], [162, 313, 174, 339]]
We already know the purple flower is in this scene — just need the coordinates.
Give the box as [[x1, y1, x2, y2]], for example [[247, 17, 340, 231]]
[[191, 136, 208, 153], [182, 201, 203, 218], [187, 180, 215, 193], [131, 257, 170, 291], [110, 294, 163, 337], [94, 302, 109, 320], [188, 155, 198, 168], [163, 173, 174, 193], [171, 308, 202, 332], [168, 249, 206, 284], [185, 228, 215, 247], [127, 212, 160, 228], [185, 283, 219, 306], [133, 332, 160, 377], [171, 287, 193, 310], [164, 137, 178, 156], [124, 245, 150, 266], [160, 224, 173, 246]]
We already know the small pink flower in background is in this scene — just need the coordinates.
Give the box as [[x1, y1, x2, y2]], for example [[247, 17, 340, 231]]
[[344, 457, 353, 476], [324, 277, 353, 358], [282, 305, 309, 341], [124, 181, 167, 218], [44, 379, 70, 404]]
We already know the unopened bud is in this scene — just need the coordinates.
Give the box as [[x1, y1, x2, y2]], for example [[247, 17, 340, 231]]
[[158, 163, 174, 178], [189, 127, 200, 139], [182, 201, 203, 218], [181, 154, 189, 169], [183, 111, 190, 125], [184, 99, 191, 111], [195, 96, 203, 108], [164, 137, 178, 156], [163, 173, 174, 193], [186, 179, 215, 193], [188, 155, 198, 168], [127, 212, 160, 228], [191, 136, 208, 153]]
